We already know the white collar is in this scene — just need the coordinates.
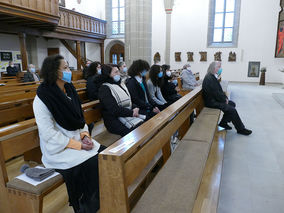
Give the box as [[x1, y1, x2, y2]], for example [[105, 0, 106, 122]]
[[135, 76, 142, 83], [214, 74, 219, 79]]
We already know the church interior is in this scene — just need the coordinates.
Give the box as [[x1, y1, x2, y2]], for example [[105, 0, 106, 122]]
[[0, 0, 284, 212]]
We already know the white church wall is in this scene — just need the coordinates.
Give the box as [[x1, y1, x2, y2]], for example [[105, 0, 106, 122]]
[[152, 0, 167, 65], [65, 0, 105, 20], [86, 42, 101, 62], [152, 0, 284, 83]]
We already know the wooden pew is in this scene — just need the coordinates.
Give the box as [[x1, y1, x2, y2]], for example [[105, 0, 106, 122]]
[[99, 87, 205, 212], [0, 99, 116, 213]]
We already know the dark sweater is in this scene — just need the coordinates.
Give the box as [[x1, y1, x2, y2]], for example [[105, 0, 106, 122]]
[[126, 77, 156, 111], [6, 66, 18, 76], [86, 75, 100, 101], [202, 73, 227, 109], [161, 80, 181, 104]]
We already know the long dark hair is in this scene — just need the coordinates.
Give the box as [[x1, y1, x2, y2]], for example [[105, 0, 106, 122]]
[[162, 64, 171, 80], [149, 65, 163, 87], [128, 59, 150, 77], [40, 55, 64, 84], [95, 64, 119, 87], [85, 61, 101, 79]]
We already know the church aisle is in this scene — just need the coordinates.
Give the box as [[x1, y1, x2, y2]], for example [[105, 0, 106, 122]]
[[218, 83, 284, 213]]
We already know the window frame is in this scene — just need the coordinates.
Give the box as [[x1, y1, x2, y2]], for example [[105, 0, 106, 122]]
[[207, 0, 241, 48], [111, 0, 125, 36]]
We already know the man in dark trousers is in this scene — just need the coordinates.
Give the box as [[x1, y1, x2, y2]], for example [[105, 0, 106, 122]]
[[202, 61, 252, 136], [6, 61, 18, 76]]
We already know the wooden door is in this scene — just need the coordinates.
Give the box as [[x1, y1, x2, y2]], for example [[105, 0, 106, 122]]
[[110, 44, 124, 64], [48, 48, 59, 56]]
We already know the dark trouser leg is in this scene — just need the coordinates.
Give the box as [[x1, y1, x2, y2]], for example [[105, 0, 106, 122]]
[[220, 104, 245, 131]]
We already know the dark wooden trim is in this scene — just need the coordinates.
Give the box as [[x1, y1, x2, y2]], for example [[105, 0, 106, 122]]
[[60, 39, 77, 58], [100, 42, 105, 64], [76, 41, 81, 71], [18, 32, 28, 71]]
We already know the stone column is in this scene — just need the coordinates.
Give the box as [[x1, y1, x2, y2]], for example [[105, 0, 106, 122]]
[[164, 0, 174, 65], [125, 0, 152, 65]]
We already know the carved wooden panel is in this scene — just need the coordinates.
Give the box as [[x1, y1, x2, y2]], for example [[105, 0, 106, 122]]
[[175, 52, 181, 62], [228, 51, 236, 62], [214, 52, 222, 61], [199, 52, 207, 62], [187, 52, 194, 62]]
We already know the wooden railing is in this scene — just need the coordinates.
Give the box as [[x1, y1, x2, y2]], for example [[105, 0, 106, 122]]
[[0, 0, 60, 24], [58, 7, 106, 36]]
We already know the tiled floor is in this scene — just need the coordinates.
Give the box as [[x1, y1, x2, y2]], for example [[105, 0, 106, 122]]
[[218, 83, 284, 213]]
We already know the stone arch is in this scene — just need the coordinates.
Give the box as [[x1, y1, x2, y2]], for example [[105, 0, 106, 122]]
[[104, 40, 125, 64]]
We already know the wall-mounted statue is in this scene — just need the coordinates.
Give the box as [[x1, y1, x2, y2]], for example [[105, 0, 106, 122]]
[[175, 52, 181, 62], [199, 51, 207, 62], [214, 51, 222, 61], [187, 52, 194, 62], [153, 52, 161, 64], [228, 51, 236, 62]]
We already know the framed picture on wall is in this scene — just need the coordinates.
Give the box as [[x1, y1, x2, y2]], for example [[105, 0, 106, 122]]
[[275, 20, 284, 57], [248, 61, 260, 77], [16, 54, 21, 60], [0, 52, 12, 61]]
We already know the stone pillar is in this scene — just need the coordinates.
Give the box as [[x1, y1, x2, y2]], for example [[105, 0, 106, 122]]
[[164, 0, 174, 65], [125, 0, 152, 65]]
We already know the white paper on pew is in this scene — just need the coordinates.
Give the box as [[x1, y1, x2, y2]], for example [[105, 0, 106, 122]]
[[0, 124, 20, 132], [109, 138, 136, 153], [15, 166, 60, 186]]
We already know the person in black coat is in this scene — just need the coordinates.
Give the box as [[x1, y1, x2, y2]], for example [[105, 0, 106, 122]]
[[161, 64, 181, 105], [6, 61, 18, 76], [202, 61, 252, 135], [86, 61, 101, 101], [98, 64, 145, 137], [83, 60, 92, 79], [126, 60, 160, 118]]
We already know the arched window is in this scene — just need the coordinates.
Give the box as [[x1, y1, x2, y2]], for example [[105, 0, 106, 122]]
[[111, 0, 125, 35], [208, 0, 241, 47]]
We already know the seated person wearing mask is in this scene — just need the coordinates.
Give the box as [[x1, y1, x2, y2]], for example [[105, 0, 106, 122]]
[[33, 55, 105, 212], [23, 64, 40, 82], [181, 63, 200, 90], [118, 61, 128, 82], [86, 61, 101, 101], [161, 64, 181, 104], [126, 59, 160, 119], [202, 61, 252, 136], [83, 60, 92, 79], [6, 61, 19, 76], [98, 64, 145, 137], [147, 65, 168, 110]]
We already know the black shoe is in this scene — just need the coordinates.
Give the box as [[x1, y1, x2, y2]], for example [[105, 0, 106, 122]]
[[237, 128, 252, 136], [219, 122, 232, 130]]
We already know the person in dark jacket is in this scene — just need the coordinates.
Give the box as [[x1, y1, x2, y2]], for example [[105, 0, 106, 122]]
[[202, 61, 252, 135], [83, 60, 92, 79], [86, 61, 101, 101], [98, 64, 145, 137], [161, 64, 181, 105], [6, 61, 18, 76], [126, 60, 160, 118], [23, 64, 40, 82]]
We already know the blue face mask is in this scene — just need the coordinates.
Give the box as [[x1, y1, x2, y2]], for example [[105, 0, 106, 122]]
[[61, 70, 72, 83], [97, 69, 102, 75], [141, 70, 147, 77], [172, 79, 178, 85], [158, 71, 163, 78], [123, 67, 127, 73], [217, 68, 223, 75], [113, 74, 121, 82], [30, 68, 36, 73]]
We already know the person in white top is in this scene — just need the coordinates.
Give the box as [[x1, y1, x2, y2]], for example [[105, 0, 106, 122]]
[[181, 63, 201, 90], [147, 65, 168, 110], [33, 55, 104, 213]]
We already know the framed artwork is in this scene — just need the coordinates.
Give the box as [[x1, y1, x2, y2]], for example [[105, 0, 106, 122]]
[[248, 61, 260, 77], [16, 54, 21, 60], [275, 21, 284, 57], [0, 52, 12, 61], [175, 52, 181, 62]]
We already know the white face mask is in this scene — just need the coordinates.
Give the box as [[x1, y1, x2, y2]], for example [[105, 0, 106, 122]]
[[10, 64, 14, 68], [166, 71, 171, 77], [187, 67, 191, 71]]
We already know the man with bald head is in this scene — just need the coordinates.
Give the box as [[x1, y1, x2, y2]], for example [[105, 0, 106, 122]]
[[202, 61, 252, 136]]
